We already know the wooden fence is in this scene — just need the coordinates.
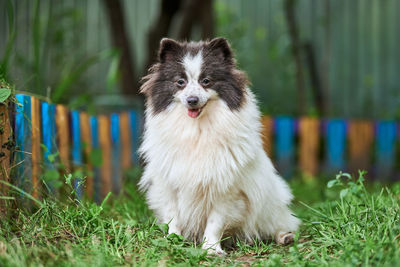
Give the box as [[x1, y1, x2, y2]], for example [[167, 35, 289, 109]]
[[1, 94, 400, 213], [0, 94, 140, 213]]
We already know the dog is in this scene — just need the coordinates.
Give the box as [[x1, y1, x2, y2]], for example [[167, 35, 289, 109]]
[[138, 37, 300, 255]]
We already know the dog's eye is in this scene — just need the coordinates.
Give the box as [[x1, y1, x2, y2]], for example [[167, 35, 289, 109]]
[[201, 78, 210, 86], [176, 78, 186, 87]]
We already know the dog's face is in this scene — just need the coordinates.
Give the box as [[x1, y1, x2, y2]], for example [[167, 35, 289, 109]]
[[141, 38, 248, 118]]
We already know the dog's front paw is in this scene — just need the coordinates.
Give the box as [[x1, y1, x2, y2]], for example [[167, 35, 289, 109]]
[[275, 231, 294, 245], [202, 243, 226, 256]]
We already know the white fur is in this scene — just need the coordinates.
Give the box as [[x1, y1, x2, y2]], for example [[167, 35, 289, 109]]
[[139, 87, 300, 253], [177, 51, 213, 109], [182, 51, 203, 80]]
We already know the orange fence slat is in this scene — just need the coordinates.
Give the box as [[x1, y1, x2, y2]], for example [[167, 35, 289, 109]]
[[56, 105, 70, 172], [0, 104, 11, 213], [31, 96, 41, 199], [261, 116, 273, 157], [119, 112, 132, 170], [79, 112, 93, 198], [98, 115, 112, 199], [299, 117, 320, 178], [348, 120, 374, 174]]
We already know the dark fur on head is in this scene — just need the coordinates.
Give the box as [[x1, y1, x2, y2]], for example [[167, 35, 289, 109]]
[[140, 38, 249, 114]]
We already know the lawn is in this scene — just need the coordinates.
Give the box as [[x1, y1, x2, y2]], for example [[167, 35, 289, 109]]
[[0, 170, 399, 266]]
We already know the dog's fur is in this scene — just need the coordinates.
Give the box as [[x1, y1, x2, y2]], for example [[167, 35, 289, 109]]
[[139, 38, 300, 254]]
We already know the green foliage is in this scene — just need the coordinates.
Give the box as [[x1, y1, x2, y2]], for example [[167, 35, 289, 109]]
[[3, 0, 119, 107], [1, 171, 399, 266], [0, 88, 11, 103]]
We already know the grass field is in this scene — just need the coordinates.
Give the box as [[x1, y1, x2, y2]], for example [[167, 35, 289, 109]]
[[1, 170, 399, 266]]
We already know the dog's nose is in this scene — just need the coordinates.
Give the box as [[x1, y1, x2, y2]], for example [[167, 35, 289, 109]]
[[187, 96, 199, 106]]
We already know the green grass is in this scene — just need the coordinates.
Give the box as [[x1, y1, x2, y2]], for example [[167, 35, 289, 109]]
[[1, 170, 400, 266]]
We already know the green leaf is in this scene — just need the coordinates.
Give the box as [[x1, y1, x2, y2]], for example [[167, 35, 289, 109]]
[[327, 180, 337, 188], [47, 152, 59, 163], [0, 88, 11, 103], [158, 223, 169, 234], [340, 188, 349, 198], [43, 169, 60, 181], [65, 173, 73, 187]]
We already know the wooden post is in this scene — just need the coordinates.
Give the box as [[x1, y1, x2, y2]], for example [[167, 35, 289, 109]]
[[119, 112, 132, 170], [79, 112, 93, 199], [31, 97, 41, 199], [56, 105, 70, 172], [299, 117, 320, 178], [98, 114, 112, 199], [348, 120, 373, 175], [261, 116, 274, 157], [0, 103, 11, 214]]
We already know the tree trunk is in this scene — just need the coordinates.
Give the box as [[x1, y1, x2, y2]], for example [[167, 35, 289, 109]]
[[103, 0, 137, 96], [284, 0, 306, 115], [200, 0, 214, 39], [304, 42, 323, 115], [321, 0, 331, 116], [146, 0, 182, 70], [177, 0, 202, 40]]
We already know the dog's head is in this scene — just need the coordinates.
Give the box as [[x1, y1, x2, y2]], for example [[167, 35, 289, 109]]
[[141, 38, 249, 118]]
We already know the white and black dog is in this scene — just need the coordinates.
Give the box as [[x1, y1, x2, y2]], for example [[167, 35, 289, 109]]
[[139, 38, 300, 254]]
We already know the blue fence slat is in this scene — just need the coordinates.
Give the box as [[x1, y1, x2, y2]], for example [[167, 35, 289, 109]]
[[15, 94, 32, 190], [129, 110, 139, 164], [90, 116, 101, 203], [326, 119, 347, 171], [111, 113, 121, 194], [41, 102, 57, 191], [71, 111, 83, 198], [275, 116, 295, 177], [376, 121, 397, 180]]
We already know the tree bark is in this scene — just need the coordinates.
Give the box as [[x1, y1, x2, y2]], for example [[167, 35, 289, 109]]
[[304, 42, 323, 115], [284, 0, 306, 115], [177, 0, 203, 40], [321, 0, 330, 116], [146, 0, 182, 70], [103, 0, 137, 96], [200, 0, 214, 39]]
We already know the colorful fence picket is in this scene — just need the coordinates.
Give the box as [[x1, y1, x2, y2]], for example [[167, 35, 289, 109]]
[[0, 94, 141, 209], [1, 94, 400, 214]]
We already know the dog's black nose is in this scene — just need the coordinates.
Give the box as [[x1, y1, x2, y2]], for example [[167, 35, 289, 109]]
[[187, 96, 199, 106]]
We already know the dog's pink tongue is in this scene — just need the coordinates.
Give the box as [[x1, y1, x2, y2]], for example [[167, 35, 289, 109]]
[[188, 109, 200, 118]]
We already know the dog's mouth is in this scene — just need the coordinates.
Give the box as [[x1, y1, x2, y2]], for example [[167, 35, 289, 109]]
[[188, 105, 206, 118]]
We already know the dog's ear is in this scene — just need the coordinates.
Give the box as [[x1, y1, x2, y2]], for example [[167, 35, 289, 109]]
[[207, 37, 233, 62], [159, 38, 182, 63]]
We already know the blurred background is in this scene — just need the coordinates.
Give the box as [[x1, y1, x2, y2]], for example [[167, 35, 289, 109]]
[[1, 0, 400, 118]]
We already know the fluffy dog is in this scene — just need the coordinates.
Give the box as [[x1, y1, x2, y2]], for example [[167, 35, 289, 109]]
[[139, 37, 300, 254]]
